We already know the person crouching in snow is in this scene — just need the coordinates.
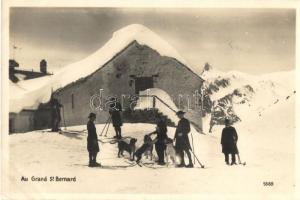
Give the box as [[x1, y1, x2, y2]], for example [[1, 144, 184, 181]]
[[221, 118, 238, 165], [174, 111, 193, 168], [87, 113, 101, 167]]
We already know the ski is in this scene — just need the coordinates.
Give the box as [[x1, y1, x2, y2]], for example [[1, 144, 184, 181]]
[[97, 138, 117, 144], [239, 162, 246, 166], [41, 130, 55, 133], [124, 160, 142, 167], [59, 130, 86, 134], [98, 136, 134, 144], [99, 136, 132, 140], [141, 163, 164, 169]]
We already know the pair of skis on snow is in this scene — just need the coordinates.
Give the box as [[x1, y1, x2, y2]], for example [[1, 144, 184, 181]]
[[42, 129, 86, 134], [124, 160, 171, 168]]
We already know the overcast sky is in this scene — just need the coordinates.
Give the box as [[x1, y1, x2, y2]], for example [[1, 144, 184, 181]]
[[9, 7, 295, 75]]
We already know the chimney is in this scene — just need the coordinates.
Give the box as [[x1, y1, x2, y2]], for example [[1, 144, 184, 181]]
[[40, 59, 47, 74]]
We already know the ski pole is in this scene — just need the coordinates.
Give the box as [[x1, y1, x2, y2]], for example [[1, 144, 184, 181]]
[[237, 153, 246, 165], [189, 148, 205, 168], [236, 144, 246, 165], [182, 138, 205, 168], [237, 154, 241, 163], [191, 132, 196, 165], [104, 117, 111, 137], [100, 116, 111, 136]]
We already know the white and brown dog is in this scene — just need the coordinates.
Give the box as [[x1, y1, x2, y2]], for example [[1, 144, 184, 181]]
[[164, 138, 177, 166]]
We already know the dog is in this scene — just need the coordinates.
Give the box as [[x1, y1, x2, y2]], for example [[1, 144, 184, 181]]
[[134, 134, 157, 163], [164, 138, 177, 166], [117, 138, 137, 161], [143, 135, 154, 160]]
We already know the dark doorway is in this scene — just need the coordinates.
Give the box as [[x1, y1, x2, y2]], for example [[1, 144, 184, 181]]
[[9, 119, 14, 133], [135, 77, 154, 94]]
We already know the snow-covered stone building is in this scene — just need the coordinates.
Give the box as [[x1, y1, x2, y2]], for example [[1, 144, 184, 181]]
[[9, 24, 204, 133]]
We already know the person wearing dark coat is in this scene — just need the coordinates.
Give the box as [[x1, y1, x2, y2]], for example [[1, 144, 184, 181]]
[[174, 111, 193, 168], [149, 118, 168, 165], [87, 113, 100, 167], [109, 98, 123, 138], [221, 118, 238, 165], [50, 98, 63, 132]]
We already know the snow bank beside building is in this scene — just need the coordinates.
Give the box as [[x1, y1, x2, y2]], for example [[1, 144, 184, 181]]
[[135, 88, 201, 137], [135, 88, 179, 123]]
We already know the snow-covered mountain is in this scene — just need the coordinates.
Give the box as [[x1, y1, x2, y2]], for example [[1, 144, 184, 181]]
[[200, 63, 296, 133]]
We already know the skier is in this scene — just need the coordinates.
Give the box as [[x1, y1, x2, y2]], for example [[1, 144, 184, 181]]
[[50, 97, 63, 132], [109, 97, 123, 139], [87, 112, 101, 167], [149, 117, 168, 165], [174, 111, 193, 168], [221, 118, 238, 165]]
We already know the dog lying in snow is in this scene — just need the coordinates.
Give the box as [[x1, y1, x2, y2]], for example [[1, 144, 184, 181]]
[[117, 138, 137, 161], [164, 138, 176, 165]]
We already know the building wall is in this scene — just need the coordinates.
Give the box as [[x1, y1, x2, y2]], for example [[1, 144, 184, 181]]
[[9, 111, 35, 133], [53, 41, 203, 130]]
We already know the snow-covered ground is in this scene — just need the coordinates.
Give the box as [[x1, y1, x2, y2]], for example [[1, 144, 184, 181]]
[[7, 91, 295, 198]]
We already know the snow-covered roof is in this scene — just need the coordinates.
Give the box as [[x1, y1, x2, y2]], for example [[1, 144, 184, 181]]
[[10, 24, 200, 113], [53, 24, 195, 89]]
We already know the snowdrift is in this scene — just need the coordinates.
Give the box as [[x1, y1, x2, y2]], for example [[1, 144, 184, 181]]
[[135, 87, 201, 132], [10, 24, 196, 113], [135, 88, 179, 124], [8, 93, 295, 194]]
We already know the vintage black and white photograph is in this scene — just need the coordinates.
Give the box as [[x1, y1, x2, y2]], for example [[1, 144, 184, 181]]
[[2, 3, 298, 199]]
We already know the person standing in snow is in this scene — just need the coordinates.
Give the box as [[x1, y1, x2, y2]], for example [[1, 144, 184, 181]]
[[174, 111, 193, 168], [109, 97, 123, 139], [221, 118, 238, 165], [149, 117, 168, 165], [87, 113, 101, 167], [50, 97, 63, 132]]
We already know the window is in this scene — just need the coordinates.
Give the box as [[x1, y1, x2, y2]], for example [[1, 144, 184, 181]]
[[134, 77, 154, 94]]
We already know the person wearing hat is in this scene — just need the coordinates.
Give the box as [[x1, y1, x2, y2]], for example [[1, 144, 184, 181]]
[[221, 118, 238, 165], [108, 97, 123, 139], [87, 112, 100, 167], [174, 111, 193, 168]]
